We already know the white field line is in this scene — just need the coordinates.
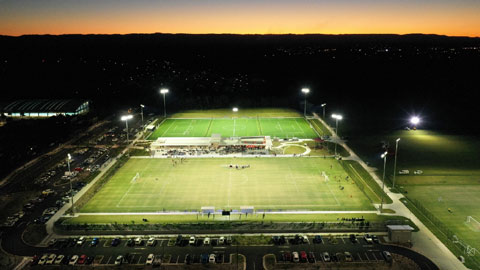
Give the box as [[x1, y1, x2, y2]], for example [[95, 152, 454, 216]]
[[295, 118, 308, 137], [116, 181, 136, 207], [160, 119, 176, 137]]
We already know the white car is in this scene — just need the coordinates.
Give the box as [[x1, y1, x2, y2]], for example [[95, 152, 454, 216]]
[[147, 237, 156, 246], [292, 252, 299, 263], [398, 170, 409, 175], [219, 236, 225, 245], [77, 236, 86, 246], [204, 237, 210, 245], [322, 252, 331, 262], [69, 255, 79, 265], [115, 255, 123, 265], [38, 254, 48, 265], [146, 254, 154, 265], [189, 236, 195, 245], [54, 255, 64, 265], [209, 254, 216, 263], [414, 170, 423, 175], [135, 237, 143, 245], [45, 254, 56, 265]]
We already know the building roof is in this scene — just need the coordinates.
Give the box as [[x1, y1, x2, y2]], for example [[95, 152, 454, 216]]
[[1, 99, 89, 113], [387, 225, 415, 231]]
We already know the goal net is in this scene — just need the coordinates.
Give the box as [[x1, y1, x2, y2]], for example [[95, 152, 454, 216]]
[[465, 216, 480, 232], [131, 172, 140, 183]]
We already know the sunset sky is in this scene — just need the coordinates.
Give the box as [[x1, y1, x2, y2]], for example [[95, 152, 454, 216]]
[[1, 0, 479, 37]]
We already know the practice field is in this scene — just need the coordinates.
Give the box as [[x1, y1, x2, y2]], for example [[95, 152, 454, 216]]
[[81, 158, 374, 213], [148, 118, 318, 140]]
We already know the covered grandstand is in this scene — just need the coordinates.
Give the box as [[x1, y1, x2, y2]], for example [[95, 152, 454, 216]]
[[0, 99, 90, 118]]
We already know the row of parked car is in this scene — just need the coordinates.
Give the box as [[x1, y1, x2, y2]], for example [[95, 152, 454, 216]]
[[283, 251, 354, 263], [32, 254, 93, 266]]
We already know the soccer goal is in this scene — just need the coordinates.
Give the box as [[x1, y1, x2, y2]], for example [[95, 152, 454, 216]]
[[131, 172, 140, 183], [321, 171, 329, 182], [465, 216, 480, 232]]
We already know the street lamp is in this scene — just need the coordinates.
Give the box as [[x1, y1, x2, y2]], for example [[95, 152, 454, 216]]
[[331, 114, 343, 156], [301, 88, 310, 117], [160, 88, 169, 117], [393, 138, 400, 189], [67, 153, 74, 214], [321, 103, 327, 119], [121, 115, 133, 143], [140, 104, 145, 126], [380, 151, 388, 211]]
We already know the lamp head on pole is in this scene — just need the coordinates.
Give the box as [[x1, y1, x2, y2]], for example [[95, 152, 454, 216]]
[[121, 115, 133, 121], [232, 107, 238, 112], [160, 88, 169, 94], [321, 103, 326, 107], [67, 153, 71, 160], [301, 88, 310, 94], [396, 138, 401, 143], [331, 114, 343, 120], [140, 104, 145, 108], [410, 116, 420, 125], [381, 151, 388, 158]]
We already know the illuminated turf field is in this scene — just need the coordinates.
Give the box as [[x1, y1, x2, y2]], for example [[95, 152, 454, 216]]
[[148, 118, 318, 140], [81, 158, 374, 213]]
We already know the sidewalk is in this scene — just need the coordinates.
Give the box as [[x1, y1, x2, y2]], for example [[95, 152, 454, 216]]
[[313, 113, 466, 270]]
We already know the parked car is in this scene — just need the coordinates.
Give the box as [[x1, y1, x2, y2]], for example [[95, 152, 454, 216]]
[[364, 234, 373, 244], [345, 252, 353, 262], [114, 255, 123, 265], [209, 254, 216, 263], [322, 252, 331, 262], [147, 237, 156, 246], [38, 254, 48, 265], [219, 236, 225, 245], [45, 254, 56, 265], [69, 255, 79, 265], [292, 252, 300, 263], [30, 255, 40, 266], [189, 236, 195, 245], [91, 237, 99, 246], [349, 234, 358, 243], [77, 254, 87, 264], [86, 256, 94, 265], [135, 237, 143, 245], [77, 236, 86, 246], [204, 237, 211, 245], [383, 251, 393, 263], [127, 238, 134, 246], [111, 238, 120, 246], [308, 252, 316, 263], [313, 235, 323, 244], [283, 252, 291, 262], [54, 255, 64, 265], [146, 254, 154, 265], [300, 251, 307, 262]]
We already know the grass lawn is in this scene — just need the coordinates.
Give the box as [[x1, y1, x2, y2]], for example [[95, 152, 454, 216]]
[[80, 157, 374, 213], [148, 117, 318, 140], [171, 108, 302, 118]]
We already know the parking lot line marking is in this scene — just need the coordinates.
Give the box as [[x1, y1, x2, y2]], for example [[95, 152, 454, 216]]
[[176, 255, 179, 263], [372, 252, 378, 261], [137, 256, 142, 264], [106, 256, 112, 264], [341, 238, 346, 244], [364, 252, 370, 261], [356, 253, 362, 262]]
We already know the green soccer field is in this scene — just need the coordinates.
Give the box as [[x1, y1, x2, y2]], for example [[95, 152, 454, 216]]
[[80, 158, 374, 213], [148, 117, 318, 140]]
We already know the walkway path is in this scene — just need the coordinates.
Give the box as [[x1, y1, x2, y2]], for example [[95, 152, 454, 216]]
[[313, 113, 466, 270]]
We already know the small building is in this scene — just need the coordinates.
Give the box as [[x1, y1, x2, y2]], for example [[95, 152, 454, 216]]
[[1, 99, 90, 118], [387, 225, 414, 244]]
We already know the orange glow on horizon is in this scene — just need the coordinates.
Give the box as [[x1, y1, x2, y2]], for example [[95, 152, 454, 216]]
[[1, 1, 479, 37]]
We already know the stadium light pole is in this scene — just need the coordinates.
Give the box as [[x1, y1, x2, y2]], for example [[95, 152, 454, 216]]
[[331, 114, 343, 156], [321, 103, 327, 119], [381, 151, 388, 211], [160, 88, 169, 117], [301, 88, 310, 117], [393, 138, 400, 189], [410, 116, 420, 130], [67, 153, 74, 214], [140, 104, 145, 126], [121, 115, 133, 143]]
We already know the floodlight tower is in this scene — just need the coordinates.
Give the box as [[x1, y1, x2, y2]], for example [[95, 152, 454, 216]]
[[301, 88, 310, 117], [140, 104, 145, 126], [321, 103, 327, 119], [393, 138, 400, 189], [121, 115, 133, 143], [67, 153, 74, 214], [410, 116, 420, 130], [331, 114, 343, 156], [380, 151, 388, 211], [160, 88, 169, 117]]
